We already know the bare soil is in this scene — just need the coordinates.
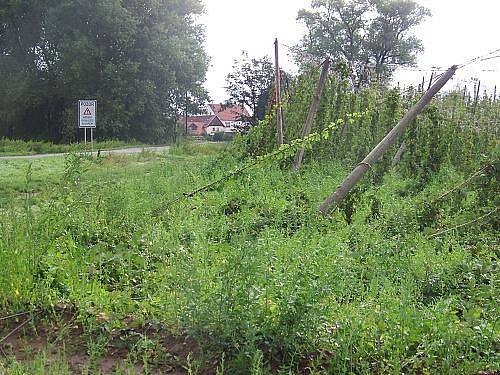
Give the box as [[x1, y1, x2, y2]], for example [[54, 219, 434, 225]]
[[0, 310, 199, 374]]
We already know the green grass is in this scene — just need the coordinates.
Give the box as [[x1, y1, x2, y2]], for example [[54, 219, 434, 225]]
[[0, 145, 497, 374], [0, 158, 66, 206], [0, 138, 148, 156], [169, 138, 228, 156]]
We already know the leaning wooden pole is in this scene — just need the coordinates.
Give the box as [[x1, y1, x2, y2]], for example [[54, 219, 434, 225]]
[[318, 65, 457, 215], [293, 58, 330, 171], [274, 38, 284, 147]]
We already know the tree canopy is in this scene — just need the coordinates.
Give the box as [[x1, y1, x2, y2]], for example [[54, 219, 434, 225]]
[[225, 51, 275, 125], [0, 0, 208, 143], [294, 0, 430, 86]]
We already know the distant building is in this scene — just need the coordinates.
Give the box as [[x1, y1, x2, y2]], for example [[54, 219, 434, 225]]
[[185, 115, 214, 136], [182, 103, 250, 136], [205, 116, 225, 136], [207, 104, 250, 133]]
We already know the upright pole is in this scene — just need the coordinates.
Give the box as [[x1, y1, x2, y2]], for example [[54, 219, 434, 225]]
[[494, 85, 497, 101], [274, 38, 284, 147], [318, 65, 457, 215], [474, 80, 481, 114], [185, 91, 188, 136], [427, 72, 434, 91], [292, 58, 330, 171], [84, 128, 87, 145], [91, 128, 94, 153]]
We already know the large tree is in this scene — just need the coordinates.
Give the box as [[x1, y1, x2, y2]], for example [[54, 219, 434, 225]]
[[225, 51, 274, 125], [295, 0, 430, 85], [0, 0, 208, 143]]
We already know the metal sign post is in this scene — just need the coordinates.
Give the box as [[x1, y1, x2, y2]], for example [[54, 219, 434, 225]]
[[78, 100, 97, 152]]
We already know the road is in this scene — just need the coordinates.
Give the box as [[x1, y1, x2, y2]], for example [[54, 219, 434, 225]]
[[0, 146, 171, 160]]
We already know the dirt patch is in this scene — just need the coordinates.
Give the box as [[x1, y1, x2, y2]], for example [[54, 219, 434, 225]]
[[0, 310, 198, 374]]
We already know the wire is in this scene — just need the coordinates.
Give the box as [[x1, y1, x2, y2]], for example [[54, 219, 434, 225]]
[[457, 47, 500, 69]]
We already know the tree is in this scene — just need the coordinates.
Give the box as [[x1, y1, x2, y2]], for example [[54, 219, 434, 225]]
[[294, 0, 430, 85], [0, 0, 209, 143], [225, 51, 274, 125]]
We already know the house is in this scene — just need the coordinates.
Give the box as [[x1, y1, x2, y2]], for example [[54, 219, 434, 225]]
[[204, 116, 225, 136], [207, 104, 250, 133], [185, 115, 214, 136], [182, 103, 250, 136]]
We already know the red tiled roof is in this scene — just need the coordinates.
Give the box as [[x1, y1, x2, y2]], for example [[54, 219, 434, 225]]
[[209, 104, 250, 122], [182, 115, 216, 135], [185, 115, 214, 126]]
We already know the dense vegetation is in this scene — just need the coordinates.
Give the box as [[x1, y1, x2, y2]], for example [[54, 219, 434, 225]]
[[0, 0, 208, 143], [225, 52, 275, 125], [0, 0, 498, 372], [0, 62, 498, 373]]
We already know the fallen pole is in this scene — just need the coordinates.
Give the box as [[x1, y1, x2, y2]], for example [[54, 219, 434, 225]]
[[319, 65, 457, 215]]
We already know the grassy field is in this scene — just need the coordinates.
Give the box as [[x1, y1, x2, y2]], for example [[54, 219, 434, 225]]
[[0, 142, 498, 374]]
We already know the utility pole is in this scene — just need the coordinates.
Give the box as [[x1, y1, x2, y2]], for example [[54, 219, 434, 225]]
[[274, 38, 284, 147]]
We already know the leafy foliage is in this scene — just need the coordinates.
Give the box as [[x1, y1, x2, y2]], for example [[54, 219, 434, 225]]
[[0, 146, 498, 373], [234, 64, 498, 184], [225, 51, 275, 125], [0, 47, 498, 374], [0, 0, 208, 143], [294, 0, 430, 84]]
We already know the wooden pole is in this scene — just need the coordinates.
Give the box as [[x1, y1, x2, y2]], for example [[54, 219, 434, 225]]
[[318, 65, 457, 215], [427, 72, 434, 91], [391, 142, 405, 168], [293, 58, 330, 171], [274, 38, 284, 147], [473, 80, 481, 114], [185, 91, 188, 136]]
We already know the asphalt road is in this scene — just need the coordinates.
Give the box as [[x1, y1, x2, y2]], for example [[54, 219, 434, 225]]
[[0, 145, 171, 160]]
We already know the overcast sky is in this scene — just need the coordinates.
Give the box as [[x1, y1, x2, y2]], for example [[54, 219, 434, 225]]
[[200, 0, 500, 102]]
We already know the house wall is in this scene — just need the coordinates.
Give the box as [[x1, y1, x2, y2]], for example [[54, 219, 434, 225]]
[[223, 120, 247, 133], [206, 125, 224, 135]]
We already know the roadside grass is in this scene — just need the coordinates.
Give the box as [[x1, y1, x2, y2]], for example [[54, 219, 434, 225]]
[[0, 147, 497, 373], [169, 138, 228, 156], [0, 138, 148, 156], [0, 158, 65, 207]]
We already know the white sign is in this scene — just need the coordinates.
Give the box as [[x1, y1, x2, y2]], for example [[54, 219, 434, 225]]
[[78, 100, 97, 128]]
